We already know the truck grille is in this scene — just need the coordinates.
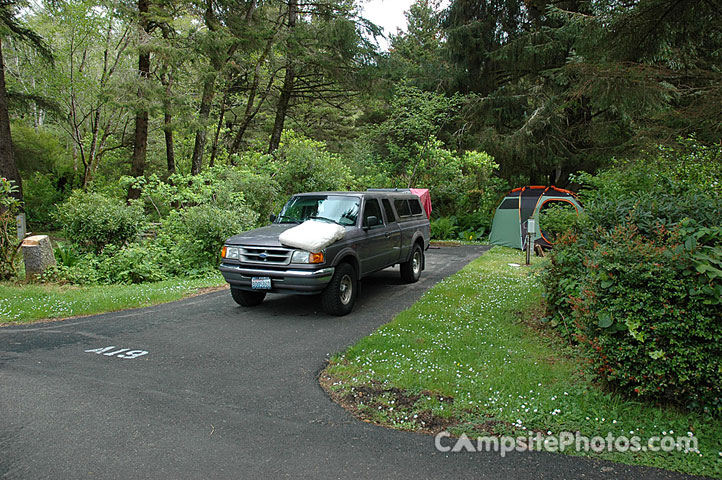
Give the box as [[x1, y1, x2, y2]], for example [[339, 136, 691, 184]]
[[239, 246, 293, 265]]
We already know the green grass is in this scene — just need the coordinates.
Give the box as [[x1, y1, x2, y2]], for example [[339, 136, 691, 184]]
[[324, 247, 722, 478], [0, 274, 226, 325]]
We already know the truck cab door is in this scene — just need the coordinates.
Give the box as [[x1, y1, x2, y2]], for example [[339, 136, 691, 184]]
[[382, 198, 402, 265], [357, 198, 391, 275]]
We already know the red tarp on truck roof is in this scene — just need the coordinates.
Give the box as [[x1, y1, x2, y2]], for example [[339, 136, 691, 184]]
[[410, 188, 432, 219]]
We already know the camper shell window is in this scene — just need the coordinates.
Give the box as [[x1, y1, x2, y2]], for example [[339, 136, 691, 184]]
[[409, 199, 423, 215], [394, 199, 412, 217]]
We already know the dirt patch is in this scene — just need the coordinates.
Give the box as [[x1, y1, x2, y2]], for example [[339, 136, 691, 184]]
[[320, 368, 543, 440], [430, 241, 463, 247], [470, 418, 514, 436], [516, 301, 575, 348], [185, 285, 228, 297], [319, 368, 459, 435]]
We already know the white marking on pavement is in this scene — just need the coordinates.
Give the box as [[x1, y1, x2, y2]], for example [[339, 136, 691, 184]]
[[85, 346, 148, 359]]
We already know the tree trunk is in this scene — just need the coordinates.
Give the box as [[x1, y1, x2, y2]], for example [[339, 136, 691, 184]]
[[268, 0, 297, 154], [160, 71, 175, 175], [191, 74, 216, 175], [83, 105, 102, 187], [128, 0, 151, 200], [191, 0, 255, 173], [209, 87, 229, 168], [0, 39, 22, 207], [160, 28, 176, 176], [230, 34, 275, 155], [164, 110, 175, 175]]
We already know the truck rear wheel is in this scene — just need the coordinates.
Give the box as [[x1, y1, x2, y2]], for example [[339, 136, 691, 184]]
[[321, 263, 357, 316], [400, 244, 423, 283], [231, 288, 266, 306]]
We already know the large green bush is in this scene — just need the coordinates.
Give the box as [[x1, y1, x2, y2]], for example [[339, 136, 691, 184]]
[[49, 197, 256, 284], [270, 131, 357, 196], [126, 166, 278, 225], [538, 202, 580, 243], [55, 191, 146, 253], [47, 241, 171, 285], [24, 172, 69, 230], [543, 143, 722, 415], [159, 204, 256, 273]]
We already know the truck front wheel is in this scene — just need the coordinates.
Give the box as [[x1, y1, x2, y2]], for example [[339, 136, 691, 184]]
[[231, 288, 266, 306], [321, 263, 357, 316]]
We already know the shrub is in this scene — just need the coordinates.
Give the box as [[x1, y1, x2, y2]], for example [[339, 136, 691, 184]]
[[538, 202, 581, 243], [49, 185, 256, 284], [125, 166, 278, 225], [566, 222, 721, 415], [53, 243, 80, 267], [46, 242, 168, 285], [44, 256, 102, 285], [224, 167, 279, 222], [271, 131, 357, 196], [24, 172, 69, 230], [543, 143, 722, 415], [430, 216, 458, 239], [55, 191, 145, 253], [159, 204, 256, 272], [98, 243, 167, 284], [457, 227, 485, 242], [0, 178, 22, 280]]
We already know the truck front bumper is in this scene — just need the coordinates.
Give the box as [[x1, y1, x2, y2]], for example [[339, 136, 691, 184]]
[[219, 263, 335, 294]]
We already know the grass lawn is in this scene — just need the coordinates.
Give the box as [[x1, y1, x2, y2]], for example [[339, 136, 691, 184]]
[[0, 274, 226, 325], [322, 247, 722, 478]]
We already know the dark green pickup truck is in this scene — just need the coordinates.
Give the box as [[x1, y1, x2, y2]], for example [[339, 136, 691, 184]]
[[220, 191, 430, 315]]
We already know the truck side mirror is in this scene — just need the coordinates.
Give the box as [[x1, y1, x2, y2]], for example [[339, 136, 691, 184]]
[[269, 214, 277, 223], [364, 216, 380, 229]]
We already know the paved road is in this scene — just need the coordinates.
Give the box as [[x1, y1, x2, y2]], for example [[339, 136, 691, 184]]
[[0, 246, 698, 479]]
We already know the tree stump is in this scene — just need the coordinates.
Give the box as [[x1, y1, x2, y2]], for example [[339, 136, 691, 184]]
[[21, 235, 56, 279]]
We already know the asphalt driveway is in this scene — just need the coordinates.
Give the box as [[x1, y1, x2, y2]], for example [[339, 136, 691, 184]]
[[0, 246, 698, 479]]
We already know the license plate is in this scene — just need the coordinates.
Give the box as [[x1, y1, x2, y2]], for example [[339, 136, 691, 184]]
[[251, 277, 272, 290]]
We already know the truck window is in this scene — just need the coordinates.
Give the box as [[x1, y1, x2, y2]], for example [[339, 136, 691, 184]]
[[394, 199, 411, 217], [279, 195, 360, 226], [363, 199, 384, 227], [409, 198, 423, 215], [382, 199, 396, 223]]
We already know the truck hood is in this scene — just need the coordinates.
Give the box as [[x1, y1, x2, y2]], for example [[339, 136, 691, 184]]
[[225, 224, 296, 247]]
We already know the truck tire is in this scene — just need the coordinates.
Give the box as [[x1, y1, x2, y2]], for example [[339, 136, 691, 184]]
[[231, 288, 266, 306], [400, 243, 423, 283], [321, 263, 357, 316]]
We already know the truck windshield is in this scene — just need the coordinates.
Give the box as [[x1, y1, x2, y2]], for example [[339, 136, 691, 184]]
[[278, 195, 360, 226]]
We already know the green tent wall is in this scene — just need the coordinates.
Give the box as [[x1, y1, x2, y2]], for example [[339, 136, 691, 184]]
[[489, 186, 582, 250]]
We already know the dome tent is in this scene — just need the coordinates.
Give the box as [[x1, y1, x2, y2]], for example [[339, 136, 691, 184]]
[[489, 186, 582, 250]]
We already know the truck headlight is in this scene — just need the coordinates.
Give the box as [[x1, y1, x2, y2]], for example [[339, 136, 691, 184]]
[[291, 250, 324, 264], [222, 246, 240, 259]]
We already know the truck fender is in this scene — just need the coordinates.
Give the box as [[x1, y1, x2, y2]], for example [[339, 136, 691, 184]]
[[405, 233, 427, 267], [332, 248, 361, 279]]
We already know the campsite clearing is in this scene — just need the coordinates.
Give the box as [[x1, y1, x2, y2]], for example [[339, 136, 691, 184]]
[[322, 247, 722, 479]]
